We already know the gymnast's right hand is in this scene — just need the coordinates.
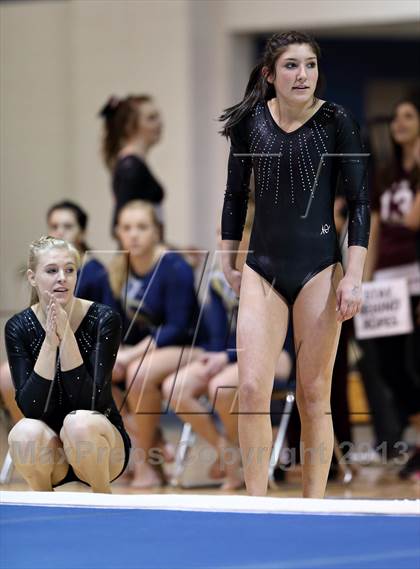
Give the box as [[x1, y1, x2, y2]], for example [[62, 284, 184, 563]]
[[223, 266, 242, 297], [45, 294, 60, 348], [220, 239, 242, 296]]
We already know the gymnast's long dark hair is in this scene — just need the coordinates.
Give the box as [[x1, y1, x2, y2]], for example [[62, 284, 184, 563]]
[[219, 30, 325, 138]]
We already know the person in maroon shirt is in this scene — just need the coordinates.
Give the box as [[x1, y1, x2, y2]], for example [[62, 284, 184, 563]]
[[365, 97, 420, 480], [372, 168, 419, 272]]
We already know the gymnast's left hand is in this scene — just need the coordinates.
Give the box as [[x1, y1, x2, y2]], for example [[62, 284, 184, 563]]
[[46, 291, 69, 340], [335, 276, 362, 322]]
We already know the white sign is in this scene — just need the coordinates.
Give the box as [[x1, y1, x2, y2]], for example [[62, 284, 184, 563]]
[[374, 261, 420, 296], [354, 278, 413, 340]]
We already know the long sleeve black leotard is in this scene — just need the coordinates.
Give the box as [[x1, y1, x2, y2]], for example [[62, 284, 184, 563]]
[[221, 100, 370, 305], [4, 303, 131, 460], [112, 155, 164, 228]]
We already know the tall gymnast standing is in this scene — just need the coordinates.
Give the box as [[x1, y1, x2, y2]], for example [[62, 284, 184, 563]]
[[219, 31, 370, 498]]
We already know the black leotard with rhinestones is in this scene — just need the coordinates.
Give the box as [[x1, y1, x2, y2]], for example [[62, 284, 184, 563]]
[[4, 302, 131, 482], [221, 100, 370, 305]]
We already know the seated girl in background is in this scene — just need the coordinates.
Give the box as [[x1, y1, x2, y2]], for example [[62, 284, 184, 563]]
[[162, 263, 293, 490], [5, 236, 130, 492], [162, 267, 243, 490], [109, 200, 204, 488]]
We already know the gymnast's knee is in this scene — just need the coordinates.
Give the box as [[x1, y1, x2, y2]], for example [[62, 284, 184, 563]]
[[8, 418, 59, 469], [296, 379, 331, 420], [238, 380, 270, 412], [8, 418, 55, 446], [60, 410, 108, 444]]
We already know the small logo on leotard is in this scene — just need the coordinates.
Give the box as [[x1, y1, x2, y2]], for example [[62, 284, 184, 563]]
[[320, 224, 330, 235]]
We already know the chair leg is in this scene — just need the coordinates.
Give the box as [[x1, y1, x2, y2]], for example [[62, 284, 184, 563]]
[[268, 392, 295, 489], [333, 436, 353, 484], [0, 450, 14, 485], [169, 423, 195, 487]]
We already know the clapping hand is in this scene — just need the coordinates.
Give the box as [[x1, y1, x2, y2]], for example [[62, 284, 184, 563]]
[[44, 294, 60, 348], [45, 291, 69, 341]]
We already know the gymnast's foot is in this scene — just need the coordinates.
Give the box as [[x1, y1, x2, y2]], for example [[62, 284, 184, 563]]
[[130, 462, 165, 489], [156, 436, 176, 463], [209, 456, 226, 480], [209, 445, 244, 490], [220, 474, 244, 491], [221, 450, 244, 491], [117, 468, 133, 485]]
